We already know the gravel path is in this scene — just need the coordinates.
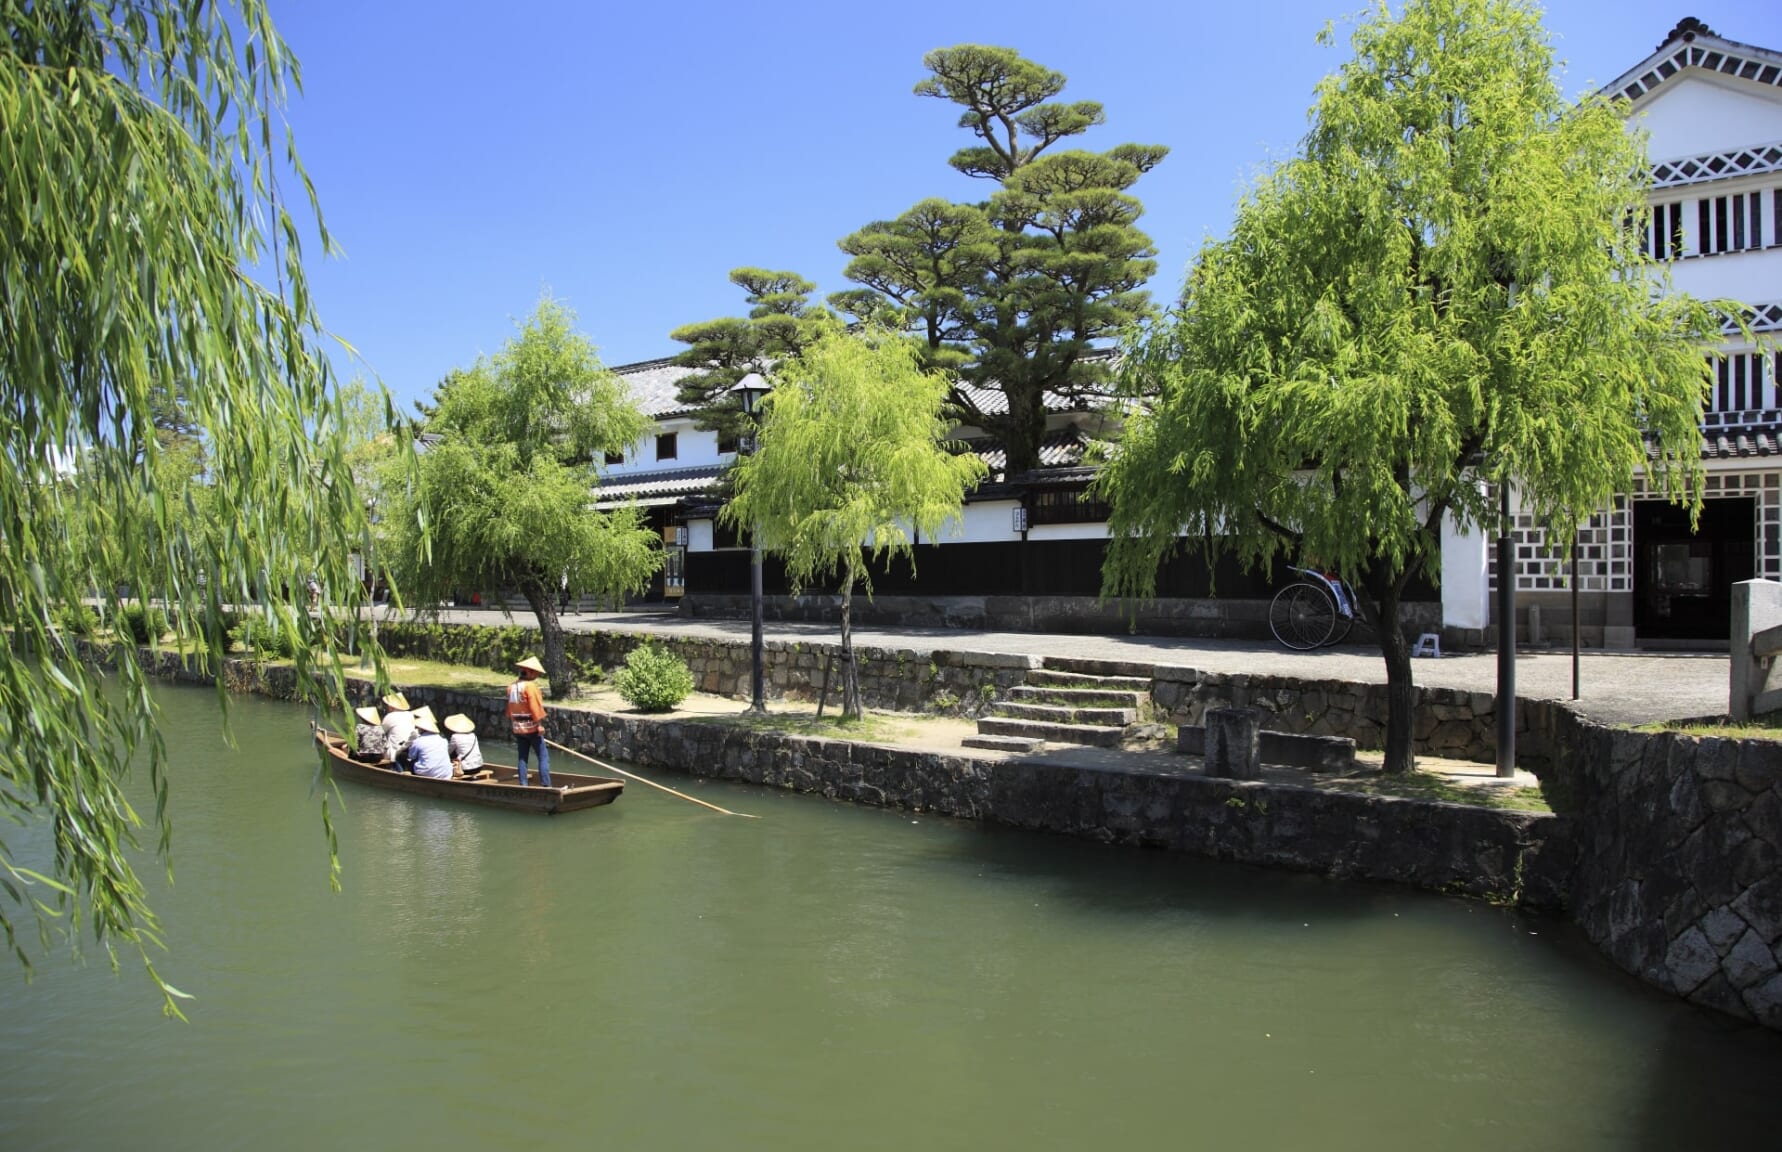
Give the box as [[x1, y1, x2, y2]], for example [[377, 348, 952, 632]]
[[412, 607, 1729, 727]]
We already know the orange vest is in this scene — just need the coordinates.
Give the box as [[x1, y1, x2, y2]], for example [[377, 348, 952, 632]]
[[507, 680, 544, 735]]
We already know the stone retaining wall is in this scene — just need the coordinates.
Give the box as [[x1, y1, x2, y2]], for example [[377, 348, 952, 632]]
[[108, 637, 1782, 1030]]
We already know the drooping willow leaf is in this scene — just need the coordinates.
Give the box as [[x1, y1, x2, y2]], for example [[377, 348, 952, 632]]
[[0, 1, 413, 1013]]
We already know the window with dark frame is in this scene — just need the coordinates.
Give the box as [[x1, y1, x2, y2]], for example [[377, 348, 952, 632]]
[[656, 432, 678, 462], [1028, 488, 1111, 526], [604, 450, 624, 466], [1697, 191, 1765, 255], [718, 432, 739, 455]]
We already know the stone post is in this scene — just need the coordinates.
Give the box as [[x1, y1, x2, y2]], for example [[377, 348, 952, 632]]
[[1204, 706, 1262, 780], [1730, 579, 1782, 721]]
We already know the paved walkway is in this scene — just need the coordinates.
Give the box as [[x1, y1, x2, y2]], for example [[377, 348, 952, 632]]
[[405, 606, 1728, 727]]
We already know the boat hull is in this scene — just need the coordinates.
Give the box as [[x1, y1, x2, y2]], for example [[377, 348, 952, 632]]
[[314, 729, 623, 815]]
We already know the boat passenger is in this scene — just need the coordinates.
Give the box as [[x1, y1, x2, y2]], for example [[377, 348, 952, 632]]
[[398, 712, 454, 780], [380, 692, 415, 757], [353, 705, 388, 762], [444, 713, 484, 775], [507, 656, 551, 787]]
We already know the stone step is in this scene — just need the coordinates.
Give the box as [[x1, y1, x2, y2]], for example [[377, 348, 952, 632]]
[[1009, 685, 1144, 709], [961, 734, 1046, 754], [992, 702, 1137, 727], [1024, 668, 1151, 691], [977, 717, 1127, 748], [1041, 656, 1157, 680]]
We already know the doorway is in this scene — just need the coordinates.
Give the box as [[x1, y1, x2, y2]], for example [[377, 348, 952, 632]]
[[1633, 496, 1754, 641]]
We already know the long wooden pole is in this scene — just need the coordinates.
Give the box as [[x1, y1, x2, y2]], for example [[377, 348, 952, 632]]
[[543, 738, 758, 819]]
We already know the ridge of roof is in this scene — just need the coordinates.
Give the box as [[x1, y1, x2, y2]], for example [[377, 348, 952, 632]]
[[1602, 19, 1782, 107]]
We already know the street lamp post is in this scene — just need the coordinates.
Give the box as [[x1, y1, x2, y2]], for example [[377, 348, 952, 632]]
[[734, 373, 771, 714]]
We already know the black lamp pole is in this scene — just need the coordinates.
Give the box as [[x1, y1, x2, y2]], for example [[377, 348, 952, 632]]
[[1497, 479, 1517, 778], [736, 374, 770, 714]]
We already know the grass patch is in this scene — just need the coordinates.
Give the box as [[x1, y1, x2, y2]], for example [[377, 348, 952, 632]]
[[1322, 770, 1553, 814], [708, 709, 905, 742], [1636, 713, 1782, 742]]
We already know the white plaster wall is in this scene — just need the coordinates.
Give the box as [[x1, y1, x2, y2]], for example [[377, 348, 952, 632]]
[[939, 501, 1022, 543], [1028, 522, 1110, 542], [1633, 75, 1782, 159], [1440, 509, 1491, 630], [687, 519, 714, 553], [1666, 246, 1782, 305], [600, 417, 734, 475]]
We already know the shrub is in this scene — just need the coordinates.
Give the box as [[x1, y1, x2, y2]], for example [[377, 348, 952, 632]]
[[612, 643, 694, 713], [232, 615, 295, 659], [928, 689, 961, 713], [54, 602, 99, 637], [118, 604, 168, 646]]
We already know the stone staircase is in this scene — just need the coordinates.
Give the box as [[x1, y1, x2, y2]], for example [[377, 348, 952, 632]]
[[962, 657, 1154, 753]]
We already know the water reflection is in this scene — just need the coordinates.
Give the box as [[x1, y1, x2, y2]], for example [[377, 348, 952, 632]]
[[0, 684, 1779, 1152]]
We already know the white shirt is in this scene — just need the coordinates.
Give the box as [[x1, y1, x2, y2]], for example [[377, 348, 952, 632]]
[[381, 710, 415, 753], [448, 733, 484, 772]]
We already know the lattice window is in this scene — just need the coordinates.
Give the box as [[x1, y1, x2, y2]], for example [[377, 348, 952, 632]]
[[1697, 190, 1766, 255], [1485, 472, 1782, 592], [1646, 200, 1687, 259]]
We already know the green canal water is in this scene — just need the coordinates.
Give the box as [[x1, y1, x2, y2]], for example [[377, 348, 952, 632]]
[[3, 684, 1780, 1151]]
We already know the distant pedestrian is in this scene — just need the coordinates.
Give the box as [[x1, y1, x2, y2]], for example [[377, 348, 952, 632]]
[[506, 656, 551, 787], [559, 573, 571, 615]]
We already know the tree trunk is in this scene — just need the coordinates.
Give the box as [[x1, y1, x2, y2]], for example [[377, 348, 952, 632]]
[[1002, 383, 1047, 478], [1371, 579, 1417, 775], [839, 578, 861, 721], [520, 580, 574, 699]]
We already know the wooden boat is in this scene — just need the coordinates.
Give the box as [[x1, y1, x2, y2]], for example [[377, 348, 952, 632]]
[[313, 728, 624, 815]]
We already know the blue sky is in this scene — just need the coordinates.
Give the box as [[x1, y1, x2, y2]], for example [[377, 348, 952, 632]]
[[270, 1, 1757, 410]]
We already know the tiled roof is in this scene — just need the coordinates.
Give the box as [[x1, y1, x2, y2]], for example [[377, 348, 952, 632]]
[[593, 464, 724, 503], [961, 426, 1097, 475], [1699, 426, 1782, 459], [1647, 425, 1782, 460], [612, 358, 701, 419]]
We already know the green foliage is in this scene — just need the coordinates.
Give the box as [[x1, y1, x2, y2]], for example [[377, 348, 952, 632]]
[[928, 689, 961, 712], [0, 1, 410, 1009], [1096, 0, 1735, 775], [832, 45, 1166, 476], [670, 269, 831, 442], [53, 603, 99, 638], [232, 616, 295, 660], [612, 644, 695, 712], [386, 297, 661, 697], [723, 329, 988, 719], [117, 605, 167, 647]]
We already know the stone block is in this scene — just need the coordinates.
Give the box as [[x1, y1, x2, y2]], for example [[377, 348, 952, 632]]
[[1725, 929, 1780, 990], [1665, 926, 1720, 995], [1203, 707, 1262, 781], [1702, 906, 1751, 956]]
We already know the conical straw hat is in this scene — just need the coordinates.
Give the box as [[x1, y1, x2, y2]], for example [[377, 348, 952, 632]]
[[513, 656, 546, 675], [443, 713, 476, 734]]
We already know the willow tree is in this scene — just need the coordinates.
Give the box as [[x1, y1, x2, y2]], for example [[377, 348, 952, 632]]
[[1098, 0, 1732, 774], [388, 297, 660, 697], [831, 45, 1166, 476], [723, 329, 988, 719], [1, 1, 396, 1009]]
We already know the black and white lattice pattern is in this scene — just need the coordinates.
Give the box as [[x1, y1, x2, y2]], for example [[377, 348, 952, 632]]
[[1486, 471, 1782, 592], [1652, 141, 1782, 188]]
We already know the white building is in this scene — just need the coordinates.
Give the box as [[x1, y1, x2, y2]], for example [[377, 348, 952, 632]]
[[1441, 17, 1782, 648]]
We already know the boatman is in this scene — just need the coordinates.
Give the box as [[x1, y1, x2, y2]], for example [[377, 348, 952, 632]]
[[507, 656, 551, 787]]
